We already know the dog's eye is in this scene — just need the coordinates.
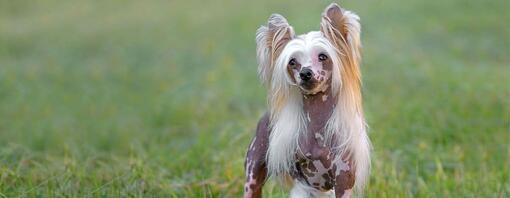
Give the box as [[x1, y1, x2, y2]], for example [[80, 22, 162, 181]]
[[288, 58, 297, 67], [318, 53, 328, 62]]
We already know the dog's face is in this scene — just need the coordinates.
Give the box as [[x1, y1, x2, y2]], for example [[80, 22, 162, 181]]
[[283, 32, 335, 95]]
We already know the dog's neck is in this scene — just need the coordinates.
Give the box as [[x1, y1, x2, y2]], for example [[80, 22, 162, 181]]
[[302, 86, 335, 136]]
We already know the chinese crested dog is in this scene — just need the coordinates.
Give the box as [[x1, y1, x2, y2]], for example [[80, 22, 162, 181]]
[[244, 3, 371, 198]]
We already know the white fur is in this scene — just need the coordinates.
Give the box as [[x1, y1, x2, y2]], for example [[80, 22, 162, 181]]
[[290, 181, 335, 198], [263, 9, 371, 196], [256, 14, 295, 86], [266, 91, 305, 176]]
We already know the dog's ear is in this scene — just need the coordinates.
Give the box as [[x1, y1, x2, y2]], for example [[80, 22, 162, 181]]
[[320, 3, 362, 68], [256, 14, 295, 86]]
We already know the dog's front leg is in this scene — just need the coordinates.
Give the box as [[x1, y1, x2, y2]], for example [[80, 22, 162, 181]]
[[243, 151, 267, 198], [244, 114, 270, 198], [334, 161, 355, 198]]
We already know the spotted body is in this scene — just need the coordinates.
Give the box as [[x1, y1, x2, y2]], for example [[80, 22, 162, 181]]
[[244, 90, 355, 198]]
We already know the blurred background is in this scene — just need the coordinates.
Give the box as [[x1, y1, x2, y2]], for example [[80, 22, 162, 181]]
[[0, 0, 509, 197]]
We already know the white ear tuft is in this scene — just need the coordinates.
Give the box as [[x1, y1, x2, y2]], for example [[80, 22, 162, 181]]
[[320, 3, 362, 67], [256, 14, 294, 86]]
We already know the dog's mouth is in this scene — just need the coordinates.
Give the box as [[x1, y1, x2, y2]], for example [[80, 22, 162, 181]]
[[297, 75, 332, 95], [299, 81, 316, 90], [299, 80, 326, 95]]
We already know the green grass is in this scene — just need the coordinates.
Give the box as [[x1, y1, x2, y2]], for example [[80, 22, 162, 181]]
[[0, 0, 509, 197]]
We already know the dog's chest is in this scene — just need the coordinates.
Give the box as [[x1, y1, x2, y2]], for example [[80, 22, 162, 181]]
[[294, 141, 337, 191], [293, 91, 348, 191]]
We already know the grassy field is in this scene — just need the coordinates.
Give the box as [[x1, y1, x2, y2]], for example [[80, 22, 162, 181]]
[[0, 0, 509, 197]]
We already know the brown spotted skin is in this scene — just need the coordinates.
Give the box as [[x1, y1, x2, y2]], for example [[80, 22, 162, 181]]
[[334, 166, 355, 198], [294, 87, 355, 197], [244, 90, 355, 197], [244, 113, 270, 198]]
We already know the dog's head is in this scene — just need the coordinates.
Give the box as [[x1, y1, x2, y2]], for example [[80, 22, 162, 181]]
[[282, 31, 335, 95], [256, 3, 362, 109]]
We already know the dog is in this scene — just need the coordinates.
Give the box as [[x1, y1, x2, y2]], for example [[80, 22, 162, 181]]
[[244, 3, 371, 198]]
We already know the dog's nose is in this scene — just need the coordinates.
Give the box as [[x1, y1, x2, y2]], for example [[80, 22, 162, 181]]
[[299, 68, 313, 81]]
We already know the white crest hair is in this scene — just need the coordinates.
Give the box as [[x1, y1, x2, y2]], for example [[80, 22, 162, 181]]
[[258, 4, 371, 195]]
